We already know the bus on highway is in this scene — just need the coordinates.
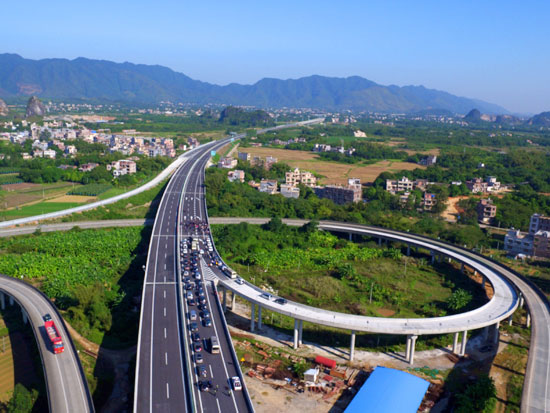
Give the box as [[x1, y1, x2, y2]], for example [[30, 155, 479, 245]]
[[210, 336, 220, 354], [222, 267, 237, 279], [44, 320, 64, 354]]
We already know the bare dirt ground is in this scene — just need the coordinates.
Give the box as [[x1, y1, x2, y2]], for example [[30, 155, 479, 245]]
[[242, 147, 424, 184], [45, 195, 96, 203], [441, 196, 469, 222]]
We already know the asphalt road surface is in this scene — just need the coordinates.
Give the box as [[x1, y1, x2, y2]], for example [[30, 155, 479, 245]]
[[134, 138, 252, 413], [0, 275, 94, 413]]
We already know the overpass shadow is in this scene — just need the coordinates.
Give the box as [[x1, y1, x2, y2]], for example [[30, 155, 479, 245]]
[[0, 304, 47, 411], [91, 184, 165, 411]]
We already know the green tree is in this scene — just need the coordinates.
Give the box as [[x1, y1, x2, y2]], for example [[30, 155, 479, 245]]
[[7, 383, 38, 413], [447, 289, 472, 311], [454, 374, 496, 413]]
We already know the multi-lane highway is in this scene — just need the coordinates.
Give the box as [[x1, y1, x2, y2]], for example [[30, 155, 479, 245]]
[[134, 137, 252, 413], [0, 275, 94, 413]]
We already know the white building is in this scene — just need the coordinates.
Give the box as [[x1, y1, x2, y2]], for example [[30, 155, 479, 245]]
[[280, 184, 300, 199]]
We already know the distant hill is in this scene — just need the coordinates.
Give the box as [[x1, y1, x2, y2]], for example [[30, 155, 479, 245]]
[[219, 106, 274, 127], [0, 53, 508, 114], [527, 112, 550, 127]]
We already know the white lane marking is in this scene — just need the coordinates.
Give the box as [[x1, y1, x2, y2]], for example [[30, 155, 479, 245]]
[[164, 307, 166, 317], [165, 243, 167, 248], [166, 383, 170, 399], [164, 290, 166, 299], [216, 398, 222, 413], [164, 264, 167, 270], [165, 253, 167, 259], [209, 365, 214, 378], [164, 276, 166, 283], [54, 353, 70, 413], [165, 352, 168, 365], [203, 271, 239, 412], [164, 328, 167, 339]]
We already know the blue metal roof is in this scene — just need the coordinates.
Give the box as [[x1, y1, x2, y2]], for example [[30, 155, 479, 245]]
[[345, 366, 429, 413]]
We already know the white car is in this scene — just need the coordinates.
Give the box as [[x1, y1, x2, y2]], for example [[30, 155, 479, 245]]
[[231, 376, 242, 391], [235, 278, 244, 285]]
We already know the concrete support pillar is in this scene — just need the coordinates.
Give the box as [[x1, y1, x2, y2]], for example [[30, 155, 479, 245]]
[[350, 331, 356, 361], [258, 305, 262, 330], [22, 309, 28, 324], [293, 319, 299, 350], [526, 311, 531, 328], [448, 257, 452, 263], [406, 335, 411, 360], [508, 314, 513, 326], [460, 263, 465, 273], [407, 245, 410, 256], [408, 335, 418, 365], [474, 270, 478, 276], [452, 332, 459, 353], [0, 292, 4, 310], [349, 233, 352, 241], [482, 277, 486, 290], [298, 320, 303, 346], [459, 330, 468, 356], [9, 296, 14, 306], [378, 238, 382, 246], [222, 288, 227, 312], [250, 303, 256, 332], [231, 291, 236, 310], [519, 294, 524, 309], [494, 323, 500, 345]]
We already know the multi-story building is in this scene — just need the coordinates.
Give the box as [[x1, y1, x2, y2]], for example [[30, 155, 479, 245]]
[[107, 159, 137, 177], [237, 152, 250, 162], [505, 230, 534, 256], [280, 184, 300, 199], [218, 157, 238, 169], [386, 177, 415, 193], [227, 170, 245, 183], [505, 213, 550, 258], [419, 155, 437, 166], [529, 213, 550, 234], [533, 231, 550, 259], [285, 168, 317, 187], [466, 176, 501, 193], [259, 179, 278, 194], [477, 199, 497, 223], [314, 184, 362, 205], [422, 192, 437, 210]]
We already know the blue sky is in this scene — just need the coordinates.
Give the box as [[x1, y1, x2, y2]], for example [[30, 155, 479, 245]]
[[5, 0, 549, 113]]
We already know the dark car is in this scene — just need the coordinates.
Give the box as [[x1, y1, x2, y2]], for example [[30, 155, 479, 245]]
[[188, 298, 196, 306], [197, 366, 208, 378], [198, 297, 206, 304], [198, 303, 208, 311], [275, 298, 287, 305], [194, 342, 202, 352], [43, 313, 52, 322], [199, 380, 212, 391], [203, 318, 212, 327], [191, 332, 201, 342], [201, 310, 211, 319], [189, 322, 198, 332]]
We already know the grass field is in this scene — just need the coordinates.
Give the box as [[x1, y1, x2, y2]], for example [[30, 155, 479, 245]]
[[1, 202, 82, 218], [45, 195, 97, 203], [241, 147, 425, 184], [0, 182, 79, 210]]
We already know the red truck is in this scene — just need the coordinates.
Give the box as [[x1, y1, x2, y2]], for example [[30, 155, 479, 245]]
[[44, 320, 64, 354]]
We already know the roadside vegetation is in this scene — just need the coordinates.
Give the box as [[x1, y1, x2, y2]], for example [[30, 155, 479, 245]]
[[0, 227, 150, 348], [212, 220, 487, 319]]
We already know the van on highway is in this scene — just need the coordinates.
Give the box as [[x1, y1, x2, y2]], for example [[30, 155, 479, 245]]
[[210, 336, 220, 354], [189, 310, 197, 321]]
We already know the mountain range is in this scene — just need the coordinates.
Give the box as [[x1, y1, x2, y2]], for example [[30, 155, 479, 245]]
[[0, 53, 508, 114]]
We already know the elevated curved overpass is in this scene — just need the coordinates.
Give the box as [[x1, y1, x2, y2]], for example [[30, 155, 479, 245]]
[[0, 275, 94, 413], [208, 217, 550, 413]]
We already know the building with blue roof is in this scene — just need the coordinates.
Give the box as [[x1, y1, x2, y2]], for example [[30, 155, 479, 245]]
[[345, 366, 429, 413]]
